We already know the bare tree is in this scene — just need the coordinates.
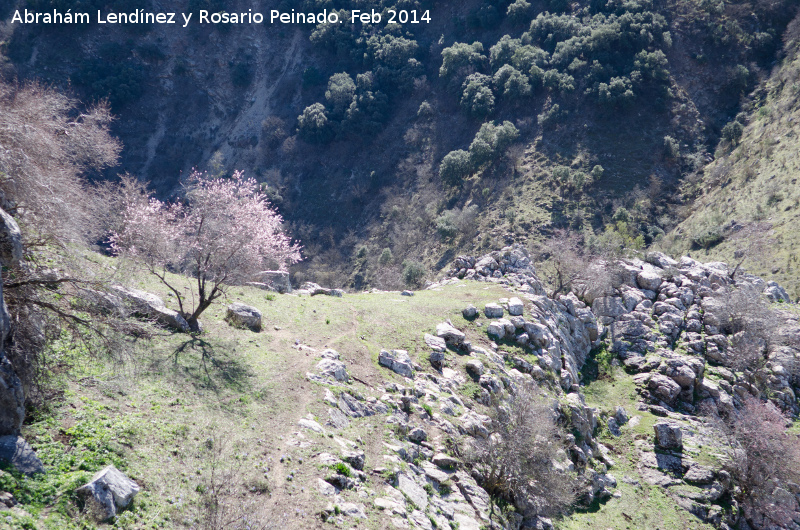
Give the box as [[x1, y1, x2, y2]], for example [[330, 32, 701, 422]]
[[0, 80, 142, 403], [717, 396, 800, 529], [455, 384, 575, 519]]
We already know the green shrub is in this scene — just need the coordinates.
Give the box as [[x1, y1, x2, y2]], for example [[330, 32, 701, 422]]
[[332, 462, 352, 477], [493, 65, 531, 100], [379, 248, 394, 265], [402, 260, 427, 287], [325, 72, 356, 115], [439, 150, 473, 186], [297, 103, 333, 143], [506, 0, 531, 25], [440, 42, 486, 79], [663, 135, 680, 158], [435, 211, 459, 238], [460, 74, 495, 117], [722, 120, 744, 145]]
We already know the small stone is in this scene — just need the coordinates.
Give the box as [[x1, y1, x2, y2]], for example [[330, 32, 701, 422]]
[[462, 305, 478, 319], [465, 359, 484, 379], [431, 453, 459, 469], [408, 427, 428, 443], [401, 290, 414, 296]]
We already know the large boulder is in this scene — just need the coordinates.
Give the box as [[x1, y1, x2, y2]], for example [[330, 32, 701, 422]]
[[76, 465, 140, 521], [225, 302, 262, 331], [0, 435, 44, 474], [111, 286, 189, 332]]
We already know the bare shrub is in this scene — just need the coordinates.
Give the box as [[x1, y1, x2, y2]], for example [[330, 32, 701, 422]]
[[714, 284, 783, 378], [0, 80, 120, 245], [197, 435, 275, 530], [535, 230, 615, 302], [455, 384, 575, 518], [717, 396, 800, 529], [727, 222, 774, 280]]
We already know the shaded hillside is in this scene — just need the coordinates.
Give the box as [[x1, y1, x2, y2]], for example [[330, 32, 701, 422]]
[[2, 0, 796, 287], [666, 13, 800, 299]]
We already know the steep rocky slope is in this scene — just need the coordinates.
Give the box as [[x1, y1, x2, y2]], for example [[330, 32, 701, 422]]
[[1, 246, 798, 529]]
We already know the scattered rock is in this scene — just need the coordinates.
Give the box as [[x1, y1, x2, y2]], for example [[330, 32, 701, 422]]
[[379, 349, 415, 378], [76, 465, 140, 521], [338, 502, 367, 519], [316, 358, 349, 382], [342, 450, 365, 470], [408, 427, 428, 443], [465, 359, 484, 379], [432, 453, 459, 469], [653, 422, 682, 449], [484, 303, 504, 318], [225, 303, 262, 331], [637, 270, 663, 291], [298, 418, 326, 434], [317, 478, 337, 496], [436, 322, 465, 345], [462, 305, 478, 319], [429, 350, 445, 370], [424, 333, 446, 352], [508, 297, 524, 316]]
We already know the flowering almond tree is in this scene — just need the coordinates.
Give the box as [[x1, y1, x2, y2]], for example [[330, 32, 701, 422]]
[[110, 171, 301, 331]]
